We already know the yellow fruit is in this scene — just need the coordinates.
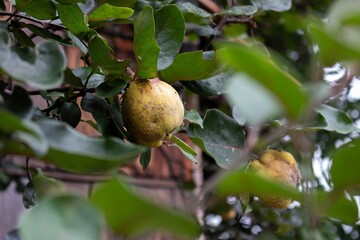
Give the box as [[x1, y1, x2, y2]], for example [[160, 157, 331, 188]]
[[121, 78, 184, 147], [249, 149, 301, 208]]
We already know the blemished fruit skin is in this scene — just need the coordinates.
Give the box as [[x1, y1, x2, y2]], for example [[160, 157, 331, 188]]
[[249, 149, 301, 208], [121, 78, 184, 147]]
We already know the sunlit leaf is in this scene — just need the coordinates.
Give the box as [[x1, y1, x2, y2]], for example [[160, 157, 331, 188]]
[[171, 135, 197, 163], [133, 5, 160, 79], [0, 30, 66, 90], [90, 178, 201, 237], [20, 195, 104, 240], [16, 0, 56, 20], [88, 3, 134, 21], [56, 3, 89, 36], [187, 109, 245, 168]]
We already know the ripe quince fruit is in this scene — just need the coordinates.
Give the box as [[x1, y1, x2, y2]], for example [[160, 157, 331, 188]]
[[121, 78, 184, 147], [249, 149, 301, 208]]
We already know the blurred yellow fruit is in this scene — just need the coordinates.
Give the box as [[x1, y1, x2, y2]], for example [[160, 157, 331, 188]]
[[249, 149, 301, 208], [121, 78, 184, 147]]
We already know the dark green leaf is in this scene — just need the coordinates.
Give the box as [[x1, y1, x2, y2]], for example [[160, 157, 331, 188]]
[[250, 0, 291, 12], [133, 5, 160, 79], [13, 29, 35, 47], [170, 135, 197, 163], [20, 195, 104, 240], [103, 0, 136, 8], [90, 178, 201, 237], [0, 0, 5, 10], [314, 104, 359, 134], [0, 109, 48, 157], [181, 72, 230, 96], [217, 5, 258, 16], [330, 138, 360, 189], [56, 3, 89, 36], [20, 23, 72, 45], [64, 68, 83, 87], [59, 101, 81, 128], [160, 50, 226, 83], [95, 81, 126, 98], [88, 34, 130, 78], [140, 148, 151, 170], [16, 0, 56, 20], [219, 43, 306, 119], [80, 92, 108, 115], [226, 73, 283, 125], [0, 30, 66, 90], [32, 118, 144, 173], [154, 4, 185, 70], [88, 3, 134, 21], [184, 109, 203, 128], [2, 85, 33, 119], [181, 2, 211, 18], [187, 109, 245, 168]]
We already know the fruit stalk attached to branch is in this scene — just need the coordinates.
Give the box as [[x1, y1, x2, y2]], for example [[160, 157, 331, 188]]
[[121, 78, 184, 147], [249, 149, 301, 208]]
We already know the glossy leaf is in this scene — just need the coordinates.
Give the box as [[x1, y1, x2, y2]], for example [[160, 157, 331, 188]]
[[95, 81, 126, 98], [219, 44, 306, 119], [59, 101, 82, 128], [104, 0, 136, 8], [20, 195, 104, 240], [0, 30, 66, 90], [181, 2, 211, 18], [171, 135, 197, 163], [88, 3, 134, 21], [330, 138, 360, 189], [160, 50, 227, 83], [250, 0, 292, 12], [88, 34, 130, 78], [154, 4, 185, 70], [32, 118, 144, 173], [226, 73, 283, 125], [0, 109, 48, 157], [56, 3, 89, 36], [187, 109, 245, 168], [133, 5, 160, 79], [217, 5, 258, 16], [314, 104, 359, 134], [184, 109, 203, 128], [90, 178, 201, 237], [16, 0, 56, 20]]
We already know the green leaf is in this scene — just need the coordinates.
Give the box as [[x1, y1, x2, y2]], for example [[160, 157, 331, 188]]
[[88, 3, 134, 21], [314, 104, 359, 134], [57, 0, 85, 4], [104, 0, 136, 8], [59, 101, 82, 128], [0, 30, 66, 90], [181, 2, 211, 18], [327, 0, 360, 27], [12, 29, 35, 47], [160, 50, 226, 83], [187, 109, 245, 168], [250, 0, 292, 12], [154, 4, 185, 70], [308, 22, 360, 65], [0, 109, 48, 157], [90, 178, 201, 237], [19, 23, 72, 45], [171, 135, 197, 163], [95, 81, 126, 98], [133, 5, 160, 79], [217, 170, 302, 201], [217, 5, 258, 16], [330, 138, 360, 189], [20, 195, 104, 240], [226, 73, 283, 125], [181, 72, 230, 96], [56, 3, 89, 36], [219, 44, 306, 119], [1, 85, 33, 119], [31, 117, 144, 173], [88, 34, 130, 78], [140, 148, 151, 170], [0, 1, 5, 10], [184, 109, 203, 128], [16, 0, 56, 20], [31, 169, 66, 200], [317, 192, 358, 224]]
